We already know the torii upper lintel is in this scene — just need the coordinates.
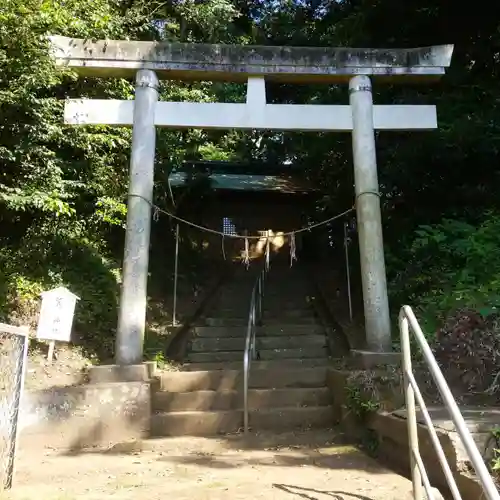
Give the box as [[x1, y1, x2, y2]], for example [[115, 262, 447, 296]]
[[48, 35, 453, 84]]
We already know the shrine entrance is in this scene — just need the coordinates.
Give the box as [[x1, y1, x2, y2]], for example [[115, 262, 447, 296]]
[[49, 36, 453, 365]]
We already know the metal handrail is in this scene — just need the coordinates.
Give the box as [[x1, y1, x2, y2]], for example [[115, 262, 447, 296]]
[[399, 305, 500, 500], [243, 262, 267, 434]]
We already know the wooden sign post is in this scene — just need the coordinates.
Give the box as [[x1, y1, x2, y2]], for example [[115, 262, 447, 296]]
[[36, 287, 79, 363]]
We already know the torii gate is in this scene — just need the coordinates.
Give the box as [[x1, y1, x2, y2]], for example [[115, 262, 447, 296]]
[[48, 36, 453, 367]]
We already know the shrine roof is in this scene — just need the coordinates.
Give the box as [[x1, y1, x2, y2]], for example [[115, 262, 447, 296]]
[[169, 161, 317, 194]]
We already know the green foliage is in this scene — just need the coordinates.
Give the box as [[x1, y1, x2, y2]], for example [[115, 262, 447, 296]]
[[0, 0, 248, 358], [345, 383, 380, 421], [0, 0, 137, 357], [2, 0, 500, 360], [488, 426, 500, 486], [387, 214, 500, 334]]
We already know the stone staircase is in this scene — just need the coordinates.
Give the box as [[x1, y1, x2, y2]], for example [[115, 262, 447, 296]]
[[151, 262, 334, 436]]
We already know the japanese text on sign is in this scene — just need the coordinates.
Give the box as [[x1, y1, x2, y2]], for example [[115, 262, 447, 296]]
[[36, 287, 79, 342]]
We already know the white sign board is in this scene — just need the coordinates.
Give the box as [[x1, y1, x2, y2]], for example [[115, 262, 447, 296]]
[[36, 286, 79, 342]]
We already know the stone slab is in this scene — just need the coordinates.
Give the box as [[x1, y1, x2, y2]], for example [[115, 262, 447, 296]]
[[392, 406, 500, 434], [190, 334, 327, 352], [16, 381, 150, 451], [151, 405, 333, 436], [181, 358, 331, 371], [370, 409, 495, 500], [391, 406, 500, 464], [88, 362, 156, 383], [159, 367, 327, 392], [49, 35, 453, 83], [350, 349, 401, 368], [153, 387, 331, 412]]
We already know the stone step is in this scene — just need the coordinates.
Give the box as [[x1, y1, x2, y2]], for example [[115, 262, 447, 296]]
[[181, 358, 332, 371], [204, 317, 247, 326], [150, 405, 334, 436], [214, 295, 309, 304], [203, 317, 318, 327], [262, 317, 318, 325], [209, 307, 313, 317], [187, 346, 328, 363], [265, 311, 314, 318], [190, 334, 327, 353], [260, 291, 311, 297], [158, 367, 327, 392], [216, 297, 310, 306], [203, 318, 319, 327], [193, 324, 325, 338], [153, 387, 331, 412], [263, 311, 315, 320]]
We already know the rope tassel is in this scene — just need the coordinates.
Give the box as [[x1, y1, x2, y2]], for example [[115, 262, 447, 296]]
[[290, 232, 297, 267]]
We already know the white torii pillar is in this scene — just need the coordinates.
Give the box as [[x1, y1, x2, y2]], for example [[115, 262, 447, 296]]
[[350, 75, 390, 353], [50, 36, 453, 364], [116, 70, 158, 365]]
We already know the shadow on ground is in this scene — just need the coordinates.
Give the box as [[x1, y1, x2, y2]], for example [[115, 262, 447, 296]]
[[273, 484, 372, 500], [60, 428, 387, 477]]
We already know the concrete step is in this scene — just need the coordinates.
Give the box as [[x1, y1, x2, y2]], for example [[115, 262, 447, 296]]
[[158, 367, 327, 392], [204, 318, 247, 326], [215, 296, 309, 305], [187, 346, 328, 363], [193, 324, 325, 338], [150, 405, 334, 436], [186, 351, 242, 363], [190, 334, 327, 353], [259, 291, 311, 297], [262, 310, 314, 318], [210, 307, 313, 318], [153, 387, 331, 412], [262, 317, 318, 325], [181, 358, 332, 371], [203, 317, 318, 328], [203, 318, 319, 327], [216, 298, 310, 307]]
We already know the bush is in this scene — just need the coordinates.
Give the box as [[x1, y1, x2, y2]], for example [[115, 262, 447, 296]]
[[0, 234, 121, 359], [387, 214, 500, 336], [432, 308, 500, 398]]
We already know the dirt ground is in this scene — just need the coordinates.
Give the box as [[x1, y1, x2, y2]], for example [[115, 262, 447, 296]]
[[23, 346, 91, 392], [3, 430, 418, 500], [21, 287, 200, 392]]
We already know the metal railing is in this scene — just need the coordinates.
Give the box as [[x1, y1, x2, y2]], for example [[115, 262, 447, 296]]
[[243, 262, 267, 434], [0, 323, 29, 490], [399, 305, 500, 500]]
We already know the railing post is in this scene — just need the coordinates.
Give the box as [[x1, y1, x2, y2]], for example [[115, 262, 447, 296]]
[[343, 221, 353, 321], [243, 354, 249, 433], [399, 309, 423, 500], [251, 307, 256, 359], [257, 279, 262, 325], [172, 223, 180, 326]]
